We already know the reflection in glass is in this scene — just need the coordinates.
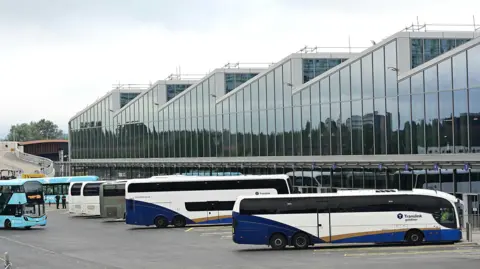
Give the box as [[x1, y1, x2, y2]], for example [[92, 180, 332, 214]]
[[363, 99, 374, 154], [385, 41, 397, 97], [468, 89, 480, 151], [411, 94, 425, 154], [284, 107, 293, 155], [341, 102, 351, 155], [330, 73, 340, 103], [386, 97, 398, 154], [311, 104, 320, 155], [362, 54, 373, 98], [275, 108, 284, 156], [267, 110, 275, 156], [439, 91, 453, 153], [340, 67, 351, 102], [374, 98, 386, 154], [411, 72, 424, 94], [331, 102, 340, 155], [302, 105, 311, 156], [350, 60, 362, 100], [425, 93, 439, 154], [293, 106, 302, 156], [321, 104, 331, 155], [398, 95, 411, 154], [351, 100, 363, 154], [453, 90, 468, 151]]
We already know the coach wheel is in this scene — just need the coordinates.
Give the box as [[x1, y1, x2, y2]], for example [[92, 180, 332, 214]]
[[25, 226, 31, 230], [4, 219, 11, 229], [269, 233, 287, 250], [406, 230, 424, 245], [292, 233, 310, 249], [154, 216, 168, 228], [173, 216, 186, 228]]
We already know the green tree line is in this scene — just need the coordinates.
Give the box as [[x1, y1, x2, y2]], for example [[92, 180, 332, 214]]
[[3, 119, 67, 142]]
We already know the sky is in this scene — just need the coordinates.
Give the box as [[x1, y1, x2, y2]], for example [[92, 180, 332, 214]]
[[0, 0, 479, 138]]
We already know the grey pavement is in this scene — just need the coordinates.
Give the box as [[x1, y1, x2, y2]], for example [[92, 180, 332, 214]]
[[0, 211, 479, 269]]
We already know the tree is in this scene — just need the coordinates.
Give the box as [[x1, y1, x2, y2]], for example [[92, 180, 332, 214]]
[[5, 119, 65, 142]]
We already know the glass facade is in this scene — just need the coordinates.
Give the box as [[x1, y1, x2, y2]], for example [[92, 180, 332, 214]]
[[302, 58, 348, 83], [69, 36, 480, 161], [225, 73, 259, 93], [411, 38, 472, 69], [167, 84, 192, 101], [120, 92, 141, 108]]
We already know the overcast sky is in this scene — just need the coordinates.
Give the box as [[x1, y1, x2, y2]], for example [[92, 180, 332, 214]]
[[0, 0, 479, 137]]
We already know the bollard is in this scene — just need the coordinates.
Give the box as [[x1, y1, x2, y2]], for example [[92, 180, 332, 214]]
[[466, 222, 472, 242]]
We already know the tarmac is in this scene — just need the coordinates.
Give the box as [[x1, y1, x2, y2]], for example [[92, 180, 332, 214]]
[[0, 208, 479, 269]]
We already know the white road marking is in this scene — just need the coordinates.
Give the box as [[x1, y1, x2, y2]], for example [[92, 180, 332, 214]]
[[200, 232, 232, 236], [0, 236, 56, 254]]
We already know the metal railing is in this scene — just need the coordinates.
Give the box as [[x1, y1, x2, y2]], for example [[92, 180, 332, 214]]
[[15, 151, 55, 177]]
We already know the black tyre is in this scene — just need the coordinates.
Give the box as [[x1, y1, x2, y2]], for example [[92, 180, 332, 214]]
[[4, 219, 11, 229], [172, 215, 186, 228], [153, 216, 169, 228], [405, 230, 424, 245], [269, 233, 287, 250], [25, 226, 32, 230], [292, 232, 310, 249]]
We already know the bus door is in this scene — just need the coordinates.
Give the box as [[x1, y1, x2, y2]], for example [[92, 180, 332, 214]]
[[316, 200, 331, 242], [207, 201, 219, 224]]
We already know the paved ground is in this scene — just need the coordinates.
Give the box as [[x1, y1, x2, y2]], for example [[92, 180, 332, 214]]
[[0, 209, 479, 269]]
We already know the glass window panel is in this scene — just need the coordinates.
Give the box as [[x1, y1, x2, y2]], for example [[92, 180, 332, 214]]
[[244, 86, 251, 111], [293, 93, 301, 107], [340, 67, 351, 102], [361, 54, 373, 98], [424, 39, 440, 62], [301, 89, 310, 106], [453, 89, 468, 150], [398, 95, 411, 154], [439, 91, 453, 152], [275, 108, 284, 156], [385, 41, 397, 96], [351, 100, 363, 154], [251, 110, 259, 156], [330, 102, 340, 155], [223, 100, 229, 114], [284, 107, 293, 155], [320, 104, 330, 155], [386, 97, 399, 154], [179, 96, 185, 118], [330, 73, 340, 102], [266, 72, 275, 109], [267, 109, 276, 156], [398, 79, 410, 95], [230, 113, 237, 156], [229, 94, 236, 114], [259, 77, 267, 110], [362, 99, 374, 154], [440, 39, 456, 53], [236, 90, 243, 113], [341, 101, 351, 155], [374, 98, 386, 154], [425, 93, 439, 153], [350, 60, 362, 100], [320, 78, 330, 104], [251, 81, 259, 110], [293, 106, 302, 156], [373, 47, 385, 98], [191, 87, 197, 117], [468, 45, 480, 88], [452, 52, 467, 90], [411, 94, 425, 153], [311, 82, 320, 104], [424, 66, 438, 92], [203, 81, 209, 116], [244, 112, 252, 156], [411, 72, 424, 94], [411, 39, 424, 68], [468, 89, 480, 151], [438, 58, 452, 91], [302, 105, 311, 155], [259, 110, 267, 156], [283, 60, 292, 107], [274, 67, 283, 108], [311, 104, 320, 155]]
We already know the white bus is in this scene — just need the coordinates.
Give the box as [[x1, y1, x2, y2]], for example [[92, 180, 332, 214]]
[[76, 181, 106, 216], [68, 182, 83, 215], [125, 174, 292, 228], [232, 188, 463, 250]]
